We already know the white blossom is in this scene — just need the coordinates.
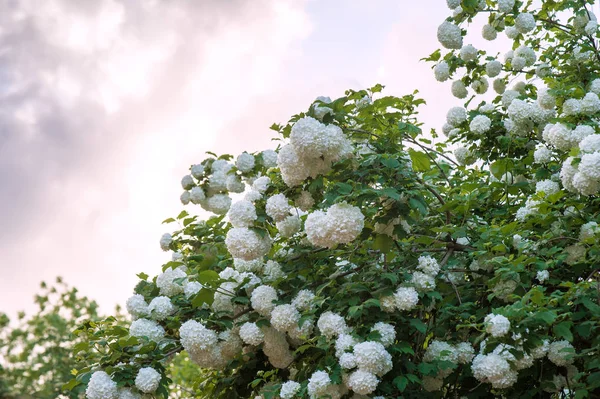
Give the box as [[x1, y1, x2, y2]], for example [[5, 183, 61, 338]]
[[236, 152, 255, 172], [266, 193, 292, 222], [180, 320, 218, 352], [156, 267, 186, 297], [159, 233, 172, 251], [470, 115, 492, 134], [317, 311, 348, 339], [486, 60, 502, 77], [225, 227, 271, 261], [459, 44, 477, 62], [347, 369, 379, 395], [130, 318, 165, 342], [305, 203, 364, 248], [353, 341, 393, 376], [126, 294, 149, 319], [515, 13, 536, 33], [280, 381, 301, 399], [239, 322, 264, 346], [484, 314, 511, 337], [548, 341, 575, 366], [86, 371, 118, 399], [270, 304, 301, 332], [537, 270, 550, 283], [482, 24, 497, 40], [434, 61, 450, 82], [394, 286, 419, 310], [148, 296, 174, 321], [437, 21, 463, 49], [371, 322, 396, 347], [250, 285, 278, 317], [227, 200, 257, 227], [452, 80, 468, 98], [135, 367, 161, 393], [446, 107, 467, 125]]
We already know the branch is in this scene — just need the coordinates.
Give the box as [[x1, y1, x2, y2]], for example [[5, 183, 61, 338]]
[[415, 177, 452, 224], [404, 137, 460, 167]]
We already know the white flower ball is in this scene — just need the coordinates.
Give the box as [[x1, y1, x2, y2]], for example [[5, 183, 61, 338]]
[[447, 0, 460, 9], [189, 187, 206, 204], [239, 322, 264, 346], [250, 285, 278, 316], [533, 145, 552, 164], [579, 152, 600, 180], [548, 340, 575, 366], [159, 233, 172, 252], [437, 21, 463, 49], [156, 267, 186, 297], [470, 115, 492, 134], [252, 176, 271, 193], [451, 80, 468, 98], [498, 0, 515, 13], [536, 270, 550, 283], [536, 63, 551, 77], [482, 24, 497, 40], [411, 271, 436, 291], [347, 369, 379, 395], [135, 367, 161, 393], [353, 341, 393, 376], [148, 296, 174, 321], [563, 98, 582, 116], [276, 214, 302, 238], [505, 26, 519, 39], [471, 77, 489, 94], [86, 371, 118, 399], [226, 174, 246, 193], [434, 61, 450, 82], [263, 260, 284, 281], [581, 92, 600, 114], [266, 193, 292, 222], [126, 294, 149, 319], [484, 314, 511, 337], [515, 13, 536, 33], [184, 281, 203, 298], [447, 107, 467, 126], [292, 289, 316, 311], [227, 200, 257, 228], [307, 371, 332, 398], [295, 190, 315, 211], [394, 286, 419, 310], [460, 44, 478, 62], [225, 227, 271, 261], [580, 134, 600, 153], [454, 146, 472, 166], [236, 152, 255, 172], [493, 78, 507, 94], [511, 56, 526, 71], [305, 203, 364, 248], [261, 149, 278, 168], [270, 304, 301, 332], [486, 60, 502, 77], [339, 352, 357, 369], [117, 388, 141, 399], [180, 191, 191, 205], [280, 381, 301, 399], [590, 79, 600, 95], [181, 174, 195, 190], [130, 318, 165, 342], [179, 320, 218, 352], [202, 194, 232, 215], [317, 311, 348, 339], [191, 164, 204, 179], [535, 179, 560, 195], [515, 45, 536, 66], [371, 322, 396, 347]]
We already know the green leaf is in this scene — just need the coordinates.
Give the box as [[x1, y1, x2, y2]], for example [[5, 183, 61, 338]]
[[197, 270, 220, 285], [191, 288, 215, 308], [176, 210, 189, 220], [161, 217, 176, 224], [535, 310, 557, 325], [393, 375, 408, 392], [408, 148, 431, 172], [409, 318, 427, 334], [136, 272, 149, 281], [553, 321, 573, 341], [374, 234, 394, 253]]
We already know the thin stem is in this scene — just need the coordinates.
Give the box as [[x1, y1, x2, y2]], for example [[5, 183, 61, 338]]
[[415, 177, 452, 224]]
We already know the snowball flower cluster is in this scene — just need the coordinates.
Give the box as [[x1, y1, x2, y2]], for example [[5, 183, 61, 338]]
[[126, 294, 149, 319], [305, 203, 364, 248], [278, 117, 352, 187], [225, 227, 271, 261], [239, 322, 264, 346], [353, 341, 393, 376], [156, 267, 186, 297], [317, 311, 348, 339], [227, 200, 257, 227], [446, 107, 467, 125], [130, 318, 165, 342], [307, 371, 332, 398], [484, 314, 511, 337], [235, 152, 255, 172], [472, 353, 516, 388], [347, 369, 379, 395], [179, 320, 218, 352], [393, 286, 419, 310], [266, 193, 292, 222], [434, 61, 450, 82], [86, 371, 118, 399], [270, 304, 301, 332], [250, 285, 278, 317], [371, 322, 396, 347], [515, 13, 535, 33], [437, 21, 463, 49], [280, 381, 301, 399], [148, 296, 174, 321], [159, 233, 172, 251], [135, 367, 161, 393], [548, 340, 575, 366]]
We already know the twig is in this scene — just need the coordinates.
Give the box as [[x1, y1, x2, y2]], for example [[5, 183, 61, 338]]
[[415, 177, 452, 224]]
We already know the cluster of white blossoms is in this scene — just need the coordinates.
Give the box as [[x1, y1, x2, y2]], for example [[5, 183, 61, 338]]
[[135, 367, 161, 393], [305, 202, 364, 248], [155, 267, 186, 297], [484, 313, 511, 337], [129, 318, 165, 342], [225, 227, 271, 261], [279, 381, 301, 399], [421, 340, 475, 390], [277, 116, 353, 187], [86, 371, 118, 399]]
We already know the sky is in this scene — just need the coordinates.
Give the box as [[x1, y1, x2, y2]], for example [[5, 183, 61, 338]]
[[0, 0, 509, 319]]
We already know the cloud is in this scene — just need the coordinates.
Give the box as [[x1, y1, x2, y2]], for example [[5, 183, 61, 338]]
[[0, 0, 312, 317]]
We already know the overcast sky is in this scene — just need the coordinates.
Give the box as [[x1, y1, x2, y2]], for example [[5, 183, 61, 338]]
[[0, 0, 507, 319]]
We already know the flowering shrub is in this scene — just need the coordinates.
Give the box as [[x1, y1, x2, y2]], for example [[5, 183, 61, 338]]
[[69, 1, 600, 397]]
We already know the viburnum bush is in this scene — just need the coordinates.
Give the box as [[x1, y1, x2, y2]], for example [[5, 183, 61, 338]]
[[68, 1, 600, 398]]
